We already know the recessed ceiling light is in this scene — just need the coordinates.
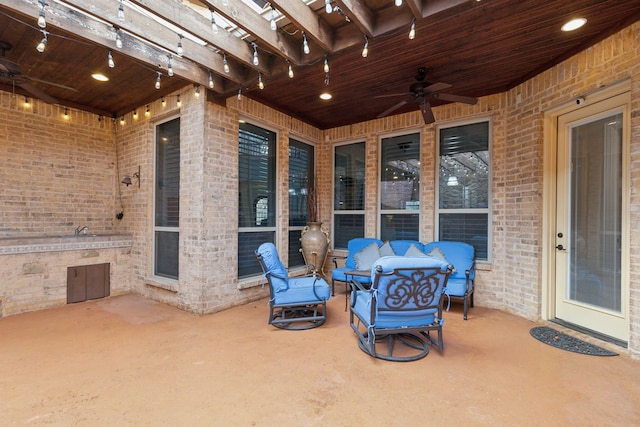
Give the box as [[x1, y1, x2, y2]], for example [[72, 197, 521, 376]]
[[562, 18, 587, 32], [92, 73, 109, 81], [319, 92, 332, 100]]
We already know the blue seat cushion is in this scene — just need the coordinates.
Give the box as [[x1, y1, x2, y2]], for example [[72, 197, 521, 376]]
[[444, 277, 469, 297], [423, 241, 475, 281], [257, 242, 289, 292], [332, 267, 372, 285], [273, 276, 330, 305]]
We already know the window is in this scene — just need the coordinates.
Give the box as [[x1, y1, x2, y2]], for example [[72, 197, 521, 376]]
[[154, 117, 180, 280], [437, 120, 490, 260], [333, 142, 365, 249], [288, 139, 315, 268], [238, 122, 276, 278], [380, 133, 421, 241]]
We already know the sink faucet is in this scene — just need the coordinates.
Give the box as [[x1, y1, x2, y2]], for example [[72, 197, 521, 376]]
[[75, 225, 88, 236]]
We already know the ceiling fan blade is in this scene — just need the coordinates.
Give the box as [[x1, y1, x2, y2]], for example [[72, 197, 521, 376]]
[[425, 82, 452, 92], [377, 96, 413, 119], [27, 77, 78, 92], [19, 82, 58, 104], [374, 92, 412, 99], [419, 100, 436, 124], [435, 92, 478, 105]]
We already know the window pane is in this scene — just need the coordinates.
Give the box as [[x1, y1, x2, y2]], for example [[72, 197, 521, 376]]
[[238, 231, 275, 277], [239, 123, 276, 228], [381, 214, 420, 241], [289, 140, 314, 226], [333, 214, 365, 249], [439, 122, 489, 209], [155, 231, 179, 279], [238, 122, 276, 279], [288, 229, 304, 266], [381, 133, 420, 210], [334, 143, 365, 211], [155, 119, 180, 227], [439, 213, 488, 259]]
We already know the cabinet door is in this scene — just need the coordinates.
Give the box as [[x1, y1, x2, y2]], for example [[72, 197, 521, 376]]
[[86, 263, 110, 300], [67, 266, 87, 303]]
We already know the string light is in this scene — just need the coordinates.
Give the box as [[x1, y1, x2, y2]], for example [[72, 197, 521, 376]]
[[177, 34, 184, 56], [107, 50, 115, 68], [208, 71, 214, 89], [323, 55, 329, 73], [24, 97, 30, 107], [36, 31, 48, 53], [167, 55, 174, 77], [133, 109, 138, 119], [362, 36, 369, 57], [237, 87, 242, 100], [118, 0, 125, 21], [287, 60, 294, 78], [223, 53, 230, 73], [120, 116, 125, 125], [145, 105, 150, 117], [302, 32, 310, 55], [252, 42, 259, 66], [115, 29, 123, 49], [194, 84, 201, 97], [155, 72, 161, 89], [258, 73, 264, 90], [395, 0, 403, 6], [325, 0, 332, 14], [409, 18, 416, 40], [37, 0, 47, 29], [177, 94, 181, 107], [210, 9, 219, 34], [63, 108, 69, 120], [161, 96, 166, 107], [270, 6, 277, 31]]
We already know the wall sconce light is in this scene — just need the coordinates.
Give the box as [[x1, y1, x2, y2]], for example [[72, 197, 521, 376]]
[[122, 165, 141, 188]]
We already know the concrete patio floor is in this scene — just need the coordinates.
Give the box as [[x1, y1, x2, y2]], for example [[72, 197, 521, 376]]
[[1, 292, 638, 426]]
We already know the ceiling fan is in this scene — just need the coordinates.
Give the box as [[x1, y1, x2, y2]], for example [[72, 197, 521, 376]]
[[377, 67, 478, 124], [0, 41, 77, 104]]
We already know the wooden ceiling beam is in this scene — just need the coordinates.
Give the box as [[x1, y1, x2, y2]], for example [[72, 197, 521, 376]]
[[268, 0, 335, 54], [334, 0, 376, 37], [4, 0, 217, 89], [196, 1, 302, 66], [423, 0, 469, 17], [62, 0, 253, 85]]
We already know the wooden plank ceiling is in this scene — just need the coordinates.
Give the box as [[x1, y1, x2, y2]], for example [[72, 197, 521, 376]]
[[0, 0, 639, 129]]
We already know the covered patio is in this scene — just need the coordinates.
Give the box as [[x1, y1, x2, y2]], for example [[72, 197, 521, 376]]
[[1, 293, 637, 425]]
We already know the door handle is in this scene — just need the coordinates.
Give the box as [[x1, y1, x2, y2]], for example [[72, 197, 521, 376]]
[[556, 244, 565, 251]]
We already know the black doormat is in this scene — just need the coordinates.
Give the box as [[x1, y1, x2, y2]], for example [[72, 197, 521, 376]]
[[530, 326, 618, 356]]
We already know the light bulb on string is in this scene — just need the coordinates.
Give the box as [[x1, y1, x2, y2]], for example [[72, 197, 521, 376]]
[[177, 34, 184, 56], [167, 55, 174, 77], [194, 84, 201, 97], [107, 50, 115, 68], [409, 18, 416, 40], [208, 71, 214, 89], [395, 0, 403, 6], [258, 73, 264, 90], [155, 72, 161, 90], [362, 36, 369, 57], [223, 53, 230, 73], [36, 31, 48, 53], [161, 96, 166, 107], [302, 33, 310, 55], [115, 29, 123, 49], [37, 1, 47, 29], [145, 105, 150, 117], [237, 87, 242, 100], [252, 43, 259, 66], [325, 0, 332, 14], [177, 94, 181, 107], [323, 55, 329, 73], [118, 0, 125, 21], [287, 61, 294, 78]]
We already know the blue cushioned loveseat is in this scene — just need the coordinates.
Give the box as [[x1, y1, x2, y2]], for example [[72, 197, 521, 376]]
[[332, 238, 476, 319]]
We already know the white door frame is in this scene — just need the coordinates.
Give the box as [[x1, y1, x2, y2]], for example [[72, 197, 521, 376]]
[[542, 79, 631, 336]]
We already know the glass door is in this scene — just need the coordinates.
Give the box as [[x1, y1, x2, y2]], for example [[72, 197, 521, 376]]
[[554, 93, 629, 341]]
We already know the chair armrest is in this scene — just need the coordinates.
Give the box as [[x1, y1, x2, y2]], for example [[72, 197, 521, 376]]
[[332, 255, 346, 268], [349, 277, 370, 292]]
